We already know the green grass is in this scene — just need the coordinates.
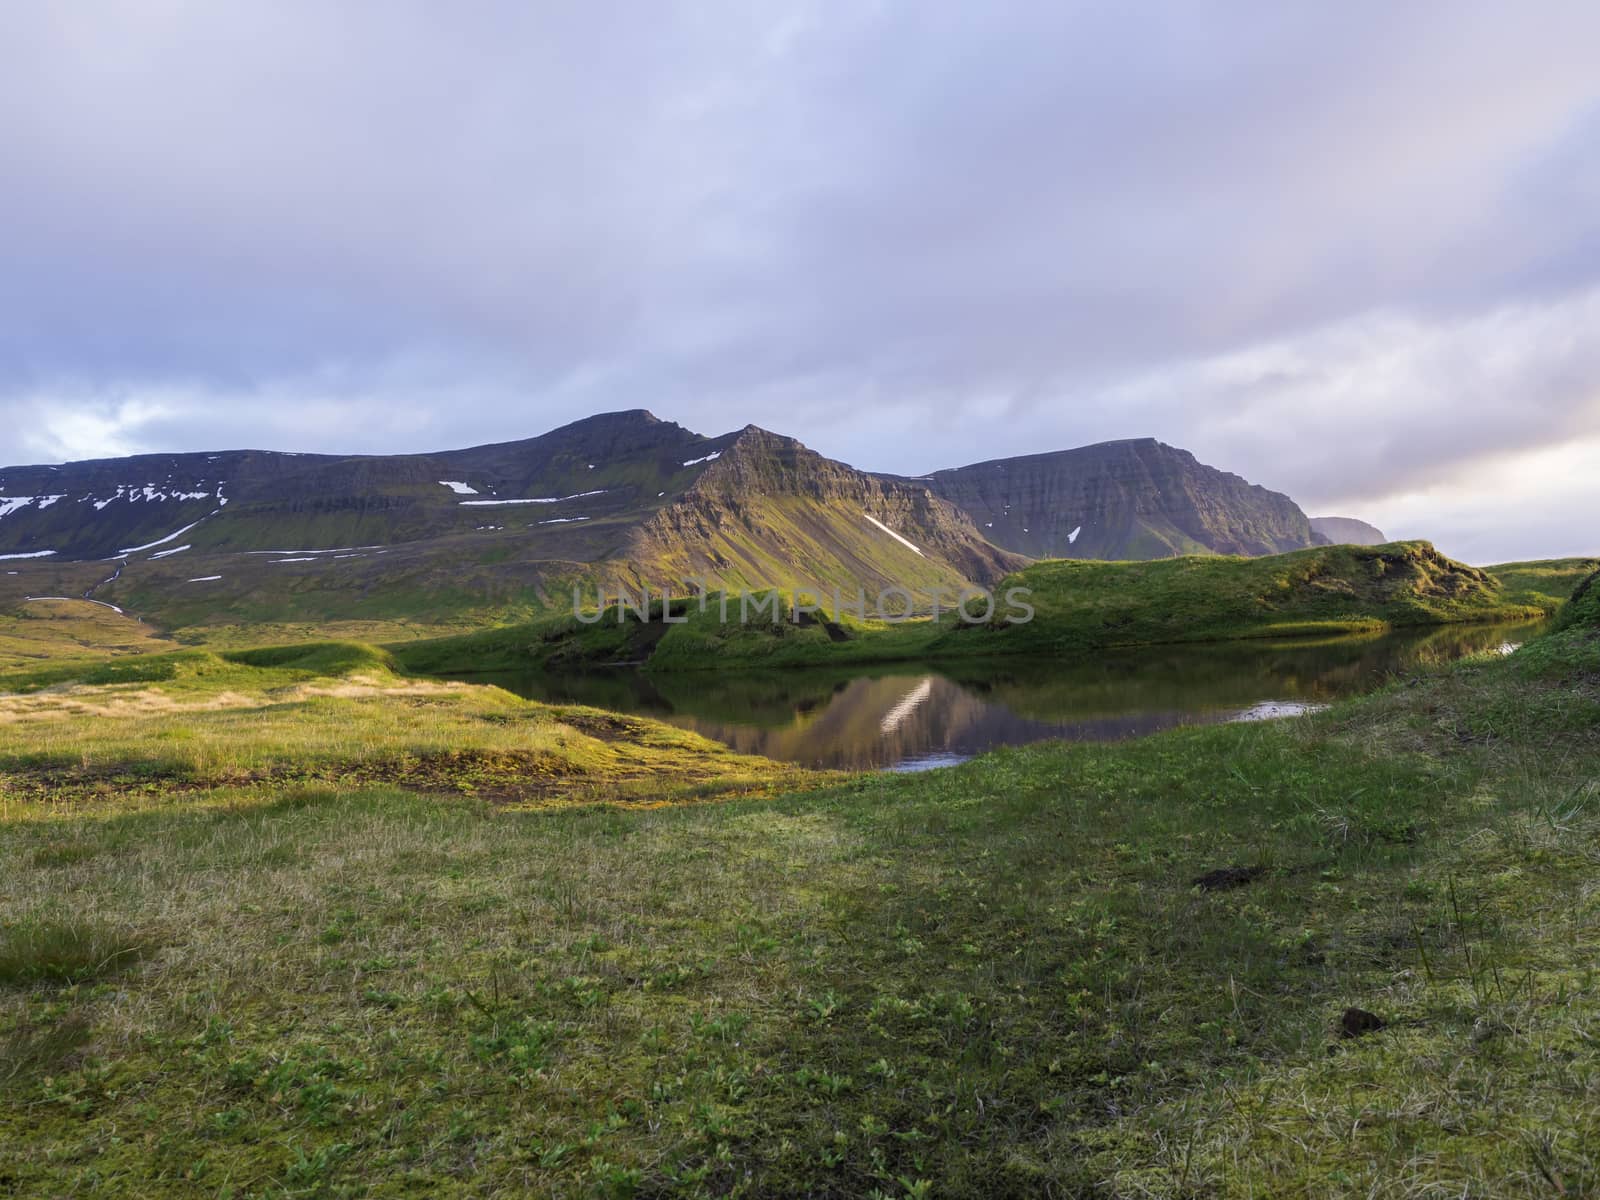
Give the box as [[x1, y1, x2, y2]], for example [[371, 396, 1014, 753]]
[[1486, 556, 1600, 611], [397, 541, 1551, 675], [1, 573, 1597, 1195]]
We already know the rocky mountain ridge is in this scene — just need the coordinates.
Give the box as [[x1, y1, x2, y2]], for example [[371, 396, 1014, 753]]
[[0, 411, 1339, 630]]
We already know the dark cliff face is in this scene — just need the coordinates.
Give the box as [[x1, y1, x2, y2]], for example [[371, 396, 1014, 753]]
[[1310, 517, 1388, 547], [923, 438, 1317, 560]]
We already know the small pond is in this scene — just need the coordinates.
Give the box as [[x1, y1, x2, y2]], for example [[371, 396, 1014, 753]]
[[452, 621, 1541, 771]]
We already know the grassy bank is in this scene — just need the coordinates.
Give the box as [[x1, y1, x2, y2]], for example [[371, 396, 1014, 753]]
[[3, 574, 1597, 1195], [0, 643, 808, 814], [397, 541, 1552, 675]]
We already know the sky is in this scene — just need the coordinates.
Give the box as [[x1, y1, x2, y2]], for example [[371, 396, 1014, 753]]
[[2, 2, 1598, 564]]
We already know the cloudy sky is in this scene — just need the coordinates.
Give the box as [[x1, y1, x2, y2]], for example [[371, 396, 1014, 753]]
[[2, 2, 1598, 563]]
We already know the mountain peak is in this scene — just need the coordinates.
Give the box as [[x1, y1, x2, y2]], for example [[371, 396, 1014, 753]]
[[549, 408, 664, 433]]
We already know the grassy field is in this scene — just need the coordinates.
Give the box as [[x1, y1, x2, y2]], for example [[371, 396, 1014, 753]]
[[2, 572, 1597, 1195], [397, 542, 1555, 676]]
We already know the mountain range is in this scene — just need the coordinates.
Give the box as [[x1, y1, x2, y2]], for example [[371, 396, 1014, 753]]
[[0, 410, 1381, 629]]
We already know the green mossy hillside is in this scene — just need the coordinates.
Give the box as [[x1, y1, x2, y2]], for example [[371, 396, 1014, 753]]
[[966, 540, 1544, 656], [1556, 567, 1600, 629], [1485, 556, 1600, 611], [396, 541, 1549, 675]]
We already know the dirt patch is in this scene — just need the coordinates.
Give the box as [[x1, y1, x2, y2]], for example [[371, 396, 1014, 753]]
[[1339, 1007, 1387, 1039], [1191, 865, 1265, 892], [558, 710, 652, 742]]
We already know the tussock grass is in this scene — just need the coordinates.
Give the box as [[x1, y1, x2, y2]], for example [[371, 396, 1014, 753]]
[[0, 919, 149, 987]]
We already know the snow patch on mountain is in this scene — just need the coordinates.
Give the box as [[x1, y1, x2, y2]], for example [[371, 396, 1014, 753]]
[[119, 519, 207, 555], [461, 490, 607, 507], [83, 484, 220, 509], [862, 513, 925, 558], [683, 451, 722, 467], [439, 481, 479, 495], [0, 496, 65, 519]]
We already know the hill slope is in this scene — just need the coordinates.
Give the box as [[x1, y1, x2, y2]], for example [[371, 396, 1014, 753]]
[[922, 437, 1317, 560], [960, 540, 1538, 657]]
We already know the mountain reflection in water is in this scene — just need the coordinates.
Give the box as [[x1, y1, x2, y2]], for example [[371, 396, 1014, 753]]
[[453, 621, 1543, 771]]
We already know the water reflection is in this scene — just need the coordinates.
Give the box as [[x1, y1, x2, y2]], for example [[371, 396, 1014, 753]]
[[455, 621, 1545, 771]]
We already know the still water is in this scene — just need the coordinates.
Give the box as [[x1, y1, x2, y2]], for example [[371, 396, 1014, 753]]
[[456, 622, 1539, 771]]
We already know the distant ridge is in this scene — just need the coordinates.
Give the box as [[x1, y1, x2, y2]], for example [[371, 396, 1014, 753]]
[[922, 438, 1317, 560], [1310, 516, 1388, 546]]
